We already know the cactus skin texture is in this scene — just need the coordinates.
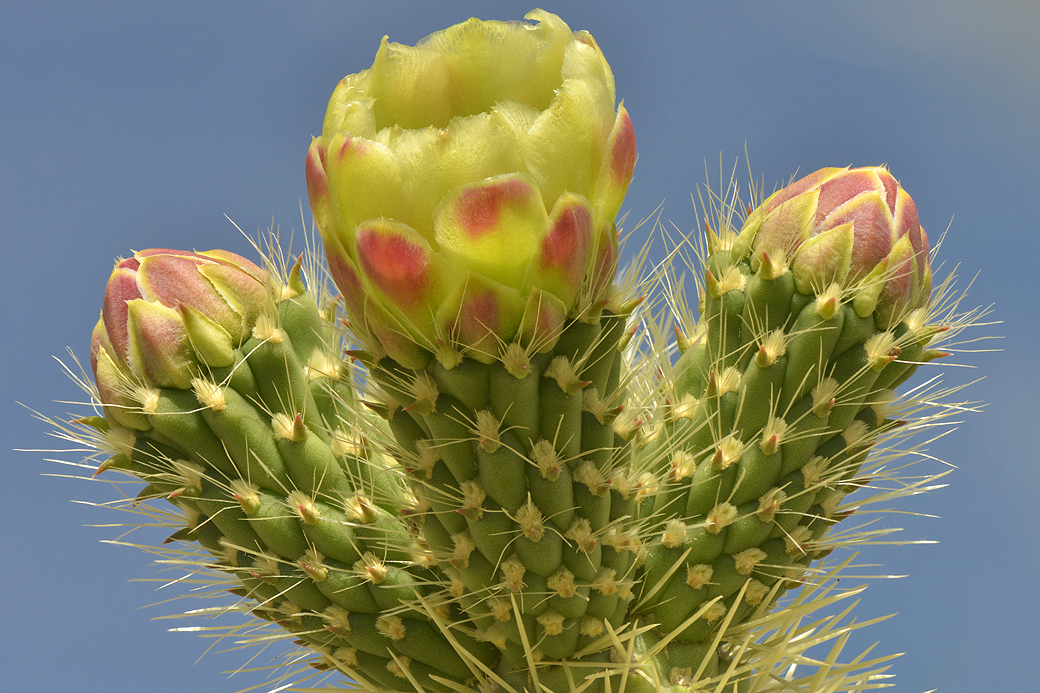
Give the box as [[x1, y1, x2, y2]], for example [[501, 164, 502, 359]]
[[61, 11, 983, 693], [632, 166, 939, 666]]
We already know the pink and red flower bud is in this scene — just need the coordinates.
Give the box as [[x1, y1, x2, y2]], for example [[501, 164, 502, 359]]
[[91, 249, 267, 428], [736, 166, 931, 325]]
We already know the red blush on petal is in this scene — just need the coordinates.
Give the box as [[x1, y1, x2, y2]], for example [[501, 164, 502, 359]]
[[356, 232, 431, 312], [815, 169, 879, 223], [610, 112, 636, 183], [455, 179, 532, 239], [542, 204, 591, 272], [458, 291, 500, 343]]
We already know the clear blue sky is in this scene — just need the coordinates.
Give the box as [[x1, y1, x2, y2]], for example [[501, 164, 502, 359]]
[[4, 2, 1036, 692]]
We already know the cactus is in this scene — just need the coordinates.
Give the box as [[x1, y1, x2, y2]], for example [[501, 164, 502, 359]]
[[302, 10, 640, 668], [40, 10, 987, 693]]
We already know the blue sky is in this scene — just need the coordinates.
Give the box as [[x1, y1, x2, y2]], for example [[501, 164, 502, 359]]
[[4, 2, 1037, 692]]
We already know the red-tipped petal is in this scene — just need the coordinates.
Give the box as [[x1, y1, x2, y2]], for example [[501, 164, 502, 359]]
[[524, 193, 593, 310], [823, 191, 894, 281], [754, 187, 820, 262], [101, 265, 143, 363], [760, 167, 846, 218], [364, 296, 429, 368], [125, 299, 195, 389], [519, 287, 568, 352], [437, 271, 525, 361], [593, 104, 636, 224], [354, 218, 446, 323], [305, 137, 334, 237], [137, 254, 239, 334], [814, 168, 881, 222]]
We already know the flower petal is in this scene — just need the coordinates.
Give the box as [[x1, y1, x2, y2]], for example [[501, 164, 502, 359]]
[[592, 104, 636, 226], [519, 287, 568, 352], [875, 234, 919, 328], [136, 254, 241, 337], [822, 190, 894, 282], [364, 295, 429, 369], [101, 264, 143, 363], [437, 271, 526, 362], [389, 112, 525, 240], [369, 36, 452, 129], [523, 192, 593, 310], [125, 299, 195, 389], [791, 222, 854, 295], [434, 173, 548, 289], [522, 72, 601, 206], [354, 217, 449, 339], [324, 132, 413, 244], [751, 188, 819, 269]]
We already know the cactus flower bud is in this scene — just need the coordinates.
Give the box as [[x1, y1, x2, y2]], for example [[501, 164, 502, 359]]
[[734, 166, 931, 326], [305, 10, 636, 367], [91, 248, 267, 428]]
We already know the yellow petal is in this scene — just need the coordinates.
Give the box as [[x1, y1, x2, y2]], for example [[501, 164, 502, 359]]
[[389, 112, 525, 240], [324, 132, 413, 248], [369, 36, 452, 129], [322, 72, 377, 138], [523, 74, 600, 207], [433, 173, 549, 289]]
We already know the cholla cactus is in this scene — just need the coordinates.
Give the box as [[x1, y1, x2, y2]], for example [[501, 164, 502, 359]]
[[43, 10, 987, 693]]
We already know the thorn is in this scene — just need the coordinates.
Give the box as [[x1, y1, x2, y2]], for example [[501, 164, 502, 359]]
[[297, 503, 320, 525], [618, 324, 638, 350], [817, 295, 838, 320], [705, 371, 719, 398], [344, 349, 374, 363], [94, 453, 130, 476], [360, 399, 391, 419], [292, 413, 308, 441], [916, 324, 950, 344], [760, 250, 772, 273], [675, 324, 690, 354], [705, 268, 722, 299], [754, 344, 769, 368], [288, 254, 306, 294], [615, 294, 645, 316], [704, 219, 723, 253]]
